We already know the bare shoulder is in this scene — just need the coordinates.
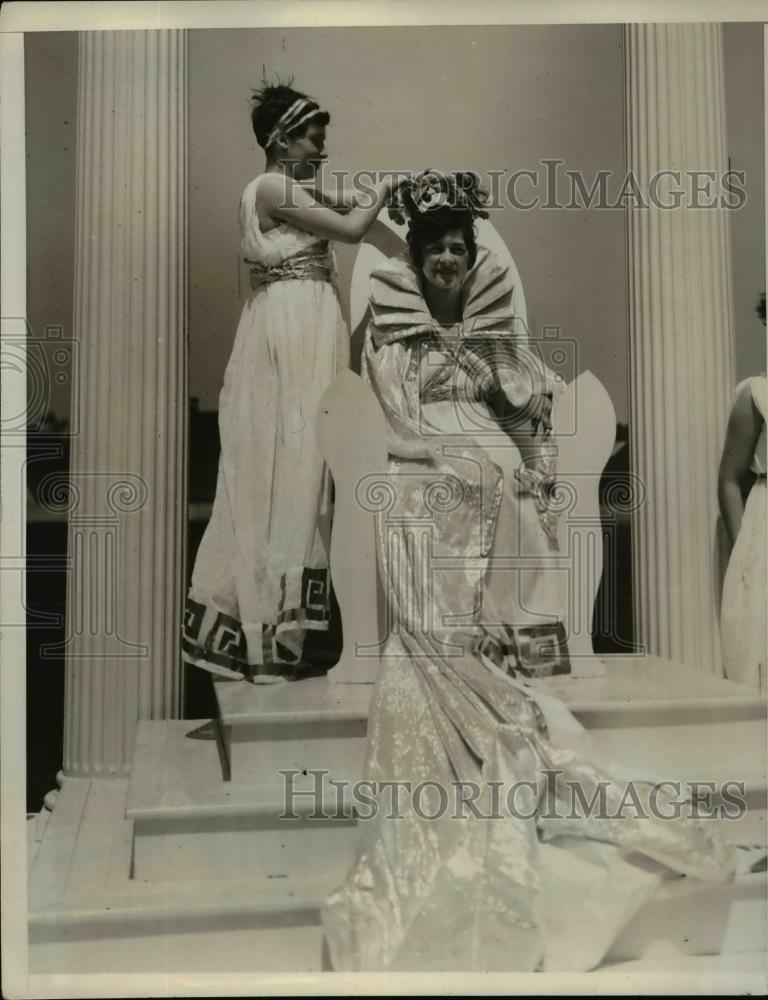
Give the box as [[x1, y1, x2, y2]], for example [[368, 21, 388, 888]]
[[732, 378, 759, 413], [256, 172, 292, 207], [728, 379, 764, 435]]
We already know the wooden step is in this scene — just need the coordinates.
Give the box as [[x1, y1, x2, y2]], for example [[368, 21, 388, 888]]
[[30, 749, 767, 974], [127, 719, 767, 885], [28, 775, 334, 974], [31, 875, 330, 975], [215, 656, 765, 731], [589, 718, 767, 805], [214, 675, 369, 783], [213, 657, 766, 788], [597, 948, 767, 974], [127, 720, 357, 883], [605, 869, 767, 963]]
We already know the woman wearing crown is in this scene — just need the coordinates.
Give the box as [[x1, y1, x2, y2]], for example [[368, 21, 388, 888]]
[[362, 171, 564, 665], [321, 172, 747, 973]]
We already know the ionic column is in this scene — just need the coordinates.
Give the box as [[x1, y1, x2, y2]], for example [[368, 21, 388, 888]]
[[62, 30, 188, 776], [624, 23, 734, 674]]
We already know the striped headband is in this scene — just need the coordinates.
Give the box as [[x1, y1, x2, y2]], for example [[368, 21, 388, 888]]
[[265, 98, 324, 149]]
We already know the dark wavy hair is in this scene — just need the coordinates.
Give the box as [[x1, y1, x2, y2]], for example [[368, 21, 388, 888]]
[[249, 77, 330, 149], [406, 207, 479, 270]]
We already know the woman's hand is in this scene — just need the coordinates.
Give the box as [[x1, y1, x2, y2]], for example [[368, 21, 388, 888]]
[[388, 171, 413, 194], [384, 172, 414, 223], [530, 391, 554, 437]]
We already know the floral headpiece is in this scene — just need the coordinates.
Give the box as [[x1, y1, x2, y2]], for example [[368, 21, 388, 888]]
[[388, 169, 490, 226]]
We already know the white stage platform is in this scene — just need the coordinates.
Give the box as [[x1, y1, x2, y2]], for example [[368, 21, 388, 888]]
[[28, 656, 767, 974]]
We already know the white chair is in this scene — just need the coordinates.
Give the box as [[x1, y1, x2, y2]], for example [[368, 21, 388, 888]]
[[316, 369, 387, 683]]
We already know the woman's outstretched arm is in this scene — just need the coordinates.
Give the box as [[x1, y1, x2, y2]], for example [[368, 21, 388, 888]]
[[718, 380, 764, 545], [257, 172, 394, 244]]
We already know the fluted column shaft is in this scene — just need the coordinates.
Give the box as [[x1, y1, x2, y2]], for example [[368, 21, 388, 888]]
[[63, 30, 188, 776], [624, 23, 734, 674]]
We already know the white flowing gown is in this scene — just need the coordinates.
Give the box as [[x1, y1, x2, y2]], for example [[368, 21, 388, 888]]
[[183, 176, 349, 680]]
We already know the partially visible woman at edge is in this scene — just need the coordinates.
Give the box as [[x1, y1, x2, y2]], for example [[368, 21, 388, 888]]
[[718, 292, 767, 691], [183, 80, 401, 683]]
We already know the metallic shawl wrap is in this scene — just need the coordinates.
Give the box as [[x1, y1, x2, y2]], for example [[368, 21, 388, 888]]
[[366, 247, 561, 539]]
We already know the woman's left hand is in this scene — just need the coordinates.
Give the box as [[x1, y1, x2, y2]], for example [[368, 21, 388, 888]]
[[530, 392, 554, 436]]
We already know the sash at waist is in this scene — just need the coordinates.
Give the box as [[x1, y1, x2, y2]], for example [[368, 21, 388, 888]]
[[245, 242, 334, 289]]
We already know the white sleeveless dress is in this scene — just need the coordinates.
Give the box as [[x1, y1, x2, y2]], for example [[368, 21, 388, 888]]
[[721, 374, 767, 691], [183, 175, 349, 680]]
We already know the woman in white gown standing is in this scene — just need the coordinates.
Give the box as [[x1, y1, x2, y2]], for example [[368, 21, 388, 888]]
[[183, 81, 396, 682], [719, 295, 767, 691]]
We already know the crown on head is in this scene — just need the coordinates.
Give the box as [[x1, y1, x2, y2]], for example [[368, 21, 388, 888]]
[[388, 169, 490, 226]]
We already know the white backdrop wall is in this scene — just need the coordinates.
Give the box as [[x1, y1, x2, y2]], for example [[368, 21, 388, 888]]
[[188, 24, 631, 417]]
